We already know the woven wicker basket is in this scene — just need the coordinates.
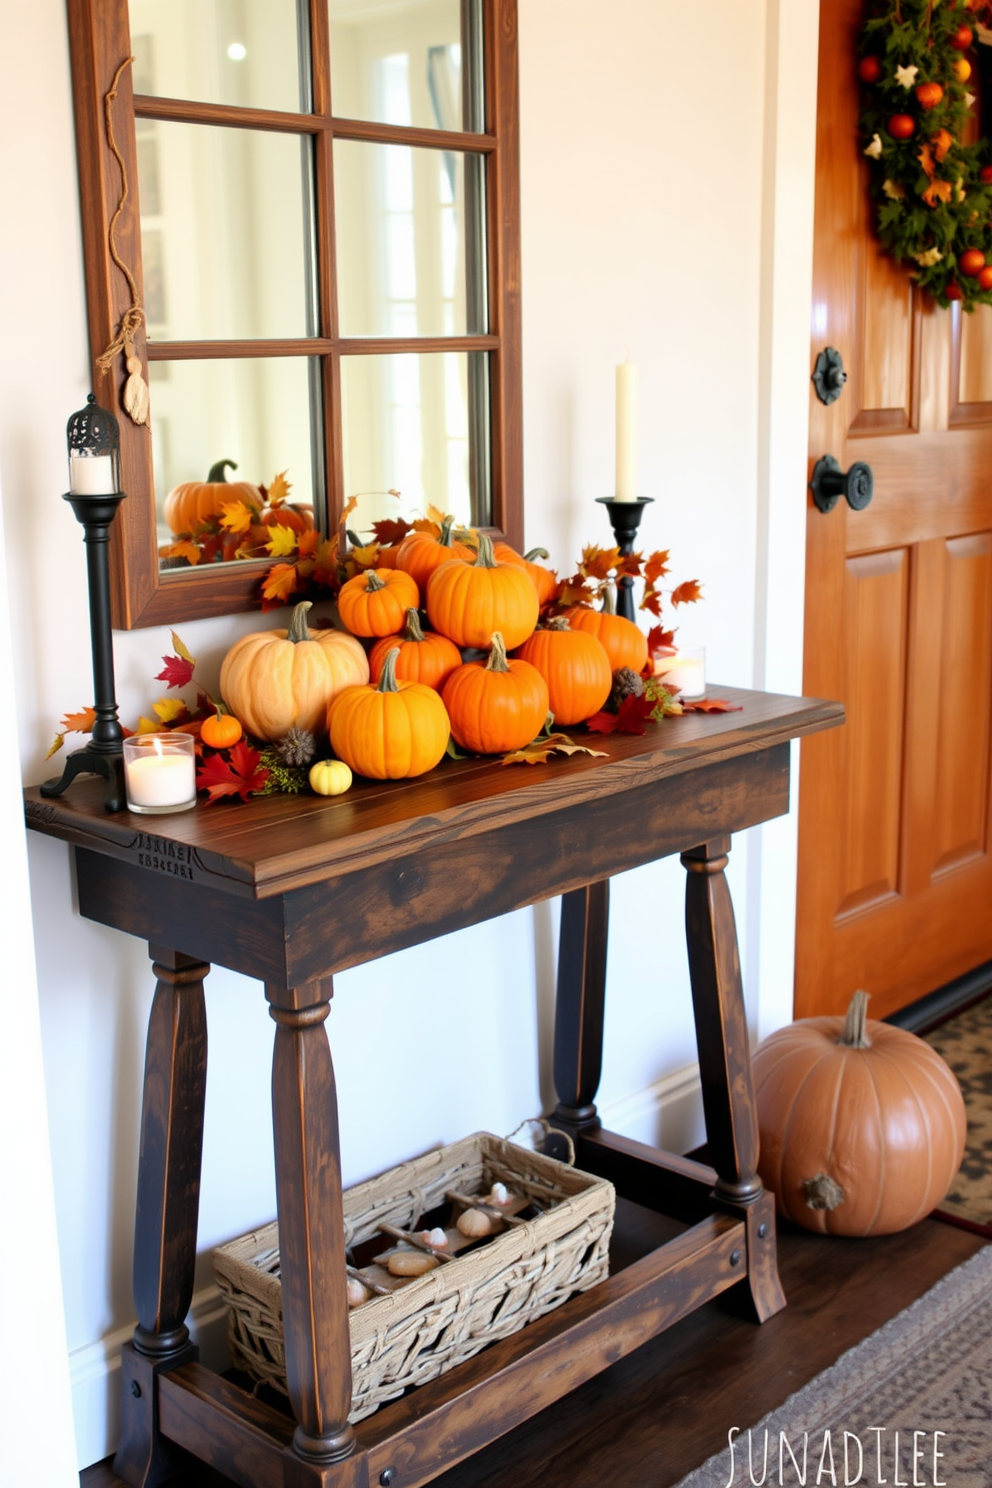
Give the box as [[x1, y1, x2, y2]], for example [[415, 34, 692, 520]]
[[213, 1132, 615, 1423]]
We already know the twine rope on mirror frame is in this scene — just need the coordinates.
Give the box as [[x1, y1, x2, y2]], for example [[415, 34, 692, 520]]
[[95, 53, 149, 427]]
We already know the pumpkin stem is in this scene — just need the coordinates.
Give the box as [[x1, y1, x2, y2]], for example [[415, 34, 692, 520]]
[[602, 581, 618, 616], [286, 600, 313, 643], [485, 632, 511, 672], [365, 570, 387, 592], [523, 547, 549, 563], [207, 458, 238, 483], [542, 616, 571, 632], [839, 989, 872, 1049], [475, 532, 499, 569], [377, 648, 401, 692], [403, 608, 427, 642], [438, 514, 457, 548]]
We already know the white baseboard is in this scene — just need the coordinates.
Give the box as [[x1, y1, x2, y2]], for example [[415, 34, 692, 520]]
[[70, 1064, 703, 1472], [70, 1285, 230, 1472]]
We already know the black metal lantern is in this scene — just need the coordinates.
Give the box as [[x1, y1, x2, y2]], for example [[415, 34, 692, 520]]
[[41, 395, 127, 811]]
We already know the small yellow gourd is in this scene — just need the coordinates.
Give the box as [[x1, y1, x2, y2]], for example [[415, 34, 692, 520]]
[[309, 759, 353, 796]]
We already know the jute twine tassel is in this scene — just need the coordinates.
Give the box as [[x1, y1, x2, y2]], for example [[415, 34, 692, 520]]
[[95, 55, 150, 426]]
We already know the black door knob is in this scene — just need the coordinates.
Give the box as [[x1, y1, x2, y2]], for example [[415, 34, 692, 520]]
[[809, 455, 874, 513]]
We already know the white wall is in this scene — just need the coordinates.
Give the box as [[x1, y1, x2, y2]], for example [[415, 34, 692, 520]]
[[0, 0, 818, 1473]]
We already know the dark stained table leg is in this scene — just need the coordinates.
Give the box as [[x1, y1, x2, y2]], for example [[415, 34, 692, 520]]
[[681, 838, 786, 1323], [266, 976, 356, 1467], [113, 947, 208, 1488], [552, 881, 610, 1139]]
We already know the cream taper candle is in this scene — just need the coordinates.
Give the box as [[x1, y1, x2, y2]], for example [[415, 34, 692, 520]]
[[615, 358, 638, 501]]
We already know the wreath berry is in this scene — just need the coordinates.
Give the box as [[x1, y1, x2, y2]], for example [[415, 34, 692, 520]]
[[859, 0, 992, 308]]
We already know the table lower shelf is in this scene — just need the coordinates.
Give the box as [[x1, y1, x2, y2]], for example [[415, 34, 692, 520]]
[[150, 1143, 760, 1488]]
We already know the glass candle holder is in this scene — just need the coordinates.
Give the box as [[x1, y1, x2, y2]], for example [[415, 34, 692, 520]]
[[655, 644, 706, 700], [123, 732, 197, 814]]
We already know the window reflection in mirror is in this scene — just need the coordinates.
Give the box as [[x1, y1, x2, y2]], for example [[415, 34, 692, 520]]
[[329, 0, 483, 133], [341, 351, 490, 534], [152, 358, 317, 566], [335, 141, 486, 337], [130, 0, 307, 113]]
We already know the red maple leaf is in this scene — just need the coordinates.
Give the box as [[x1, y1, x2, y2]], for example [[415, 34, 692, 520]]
[[646, 624, 677, 666], [671, 579, 703, 607], [155, 654, 195, 690], [196, 740, 270, 803], [643, 549, 671, 586], [372, 518, 413, 545], [682, 697, 743, 713], [585, 694, 655, 735]]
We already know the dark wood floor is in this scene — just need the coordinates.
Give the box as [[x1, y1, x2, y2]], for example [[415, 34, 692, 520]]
[[83, 1210, 983, 1488]]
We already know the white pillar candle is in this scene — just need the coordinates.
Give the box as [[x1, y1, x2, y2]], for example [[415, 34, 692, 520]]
[[69, 453, 116, 495], [123, 735, 197, 813], [652, 646, 706, 699], [615, 359, 638, 501]]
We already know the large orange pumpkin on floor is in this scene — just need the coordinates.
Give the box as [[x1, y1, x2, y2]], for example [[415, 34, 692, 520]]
[[514, 618, 611, 725], [163, 458, 262, 534], [427, 533, 538, 650], [564, 584, 648, 674], [328, 650, 449, 779], [219, 601, 369, 740], [754, 991, 967, 1236], [442, 632, 549, 754]]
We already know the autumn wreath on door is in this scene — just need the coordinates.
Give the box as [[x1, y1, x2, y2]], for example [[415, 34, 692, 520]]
[[859, 0, 992, 308]]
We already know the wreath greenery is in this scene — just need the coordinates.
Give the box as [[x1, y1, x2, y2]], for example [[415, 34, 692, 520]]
[[859, 0, 992, 308]]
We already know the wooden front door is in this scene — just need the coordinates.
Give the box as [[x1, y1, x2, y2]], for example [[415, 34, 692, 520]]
[[796, 0, 992, 1020]]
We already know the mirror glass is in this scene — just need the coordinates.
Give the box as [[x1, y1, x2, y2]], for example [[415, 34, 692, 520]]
[[129, 0, 306, 114], [152, 357, 318, 566], [135, 120, 314, 342], [341, 351, 489, 532], [329, 0, 482, 132], [335, 141, 486, 337]]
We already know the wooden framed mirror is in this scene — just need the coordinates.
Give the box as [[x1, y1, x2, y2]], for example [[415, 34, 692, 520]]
[[67, 0, 522, 628]]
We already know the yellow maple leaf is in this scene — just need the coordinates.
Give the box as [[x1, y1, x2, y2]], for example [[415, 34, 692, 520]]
[[153, 696, 187, 724], [170, 631, 195, 666], [45, 732, 65, 760], [349, 542, 380, 568], [219, 501, 255, 535], [265, 524, 299, 558], [137, 715, 160, 734], [262, 562, 300, 605], [159, 540, 201, 566], [266, 470, 292, 505], [426, 504, 450, 529]]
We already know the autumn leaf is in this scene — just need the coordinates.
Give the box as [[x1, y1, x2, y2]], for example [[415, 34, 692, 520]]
[[349, 542, 380, 568], [171, 632, 195, 666], [137, 715, 161, 734], [586, 694, 657, 735], [196, 740, 270, 803], [918, 142, 936, 181], [580, 544, 621, 581], [46, 732, 65, 760], [640, 587, 663, 618], [614, 549, 643, 579], [60, 705, 96, 734], [297, 528, 320, 559], [670, 579, 703, 607], [153, 696, 189, 725], [500, 731, 608, 765], [155, 653, 195, 690], [426, 504, 449, 529], [931, 128, 953, 164], [922, 179, 953, 208], [643, 549, 671, 586], [372, 518, 413, 545], [262, 562, 300, 606], [557, 578, 596, 608], [264, 470, 291, 506], [159, 540, 202, 566], [682, 697, 743, 713], [411, 517, 441, 536], [265, 524, 299, 558], [645, 624, 677, 666], [219, 500, 255, 535], [341, 495, 359, 526]]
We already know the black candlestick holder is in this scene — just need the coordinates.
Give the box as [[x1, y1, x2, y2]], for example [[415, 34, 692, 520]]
[[41, 398, 127, 812], [596, 497, 653, 621]]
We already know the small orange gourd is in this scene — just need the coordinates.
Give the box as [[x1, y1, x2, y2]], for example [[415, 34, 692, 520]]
[[337, 568, 419, 638], [515, 618, 611, 725], [427, 533, 539, 651], [328, 650, 450, 779], [442, 632, 549, 754], [219, 601, 369, 740], [565, 583, 648, 674], [396, 515, 476, 593], [200, 710, 243, 749], [492, 543, 558, 607], [754, 991, 967, 1237], [163, 459, 262, 535], [368, 610, 463, 692]]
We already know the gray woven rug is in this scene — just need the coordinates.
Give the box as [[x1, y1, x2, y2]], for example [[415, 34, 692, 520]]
[[674, 1244, 992, 1487]]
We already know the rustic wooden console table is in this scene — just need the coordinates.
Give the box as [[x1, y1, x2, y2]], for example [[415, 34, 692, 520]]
[[25, 686, 841, 1488]]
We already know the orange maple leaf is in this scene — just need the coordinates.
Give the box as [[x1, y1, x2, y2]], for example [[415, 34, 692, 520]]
[[643, 549, 671, 586], [297, 528, 320, 558], [60, 705, 96, 733], [219, 500, 255, 535], [411, 517, 441, 536], [931, 129, 953, 164], [426, 504, 450, 529], [159, 540, 202, 566], [265, 470, 292, 506], [580, 545, 621, 580], [670, 579, 703, 607], [923, 179, 953, 207], [262, 563, 300, 605], [558, 579, 596, 608], [349, 542, 380, 568], [341, 495, 359, 526]]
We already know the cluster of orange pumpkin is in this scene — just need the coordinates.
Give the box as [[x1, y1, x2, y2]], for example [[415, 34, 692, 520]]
[[218, 521, 651, 784]]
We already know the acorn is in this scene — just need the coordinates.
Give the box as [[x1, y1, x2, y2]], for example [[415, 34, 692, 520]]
[[608, 667, 645, 711]]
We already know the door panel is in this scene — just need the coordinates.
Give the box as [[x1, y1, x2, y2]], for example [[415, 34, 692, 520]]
[[797, 0, 992, 1020]]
